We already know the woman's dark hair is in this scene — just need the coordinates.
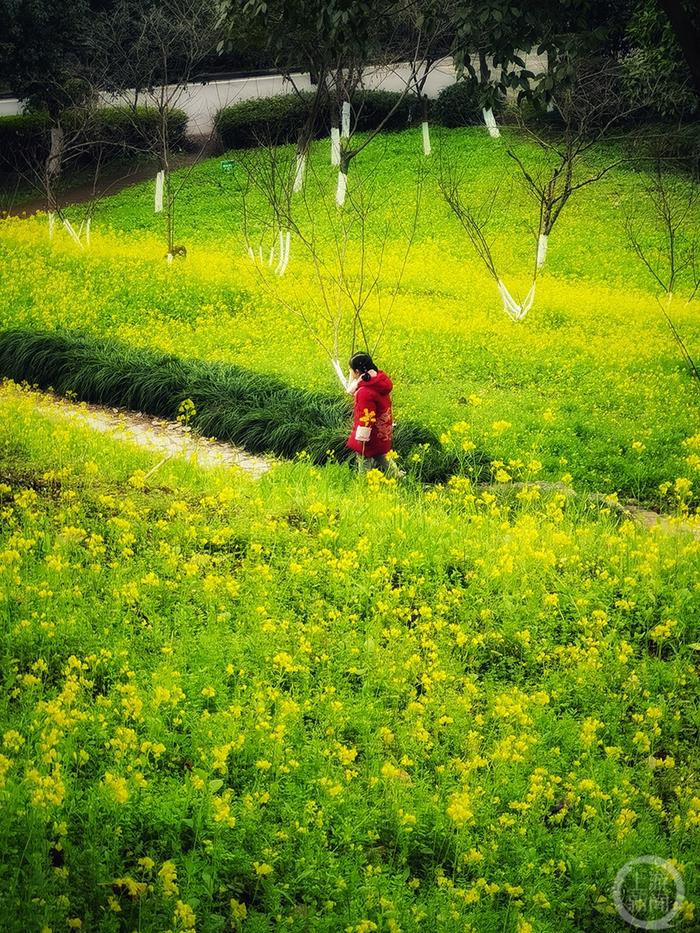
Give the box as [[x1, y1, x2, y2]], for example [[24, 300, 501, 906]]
[[349, 352, 376, 382]]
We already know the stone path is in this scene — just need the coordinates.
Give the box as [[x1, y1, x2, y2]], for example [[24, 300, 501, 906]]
[[16, 387, 271, 479], [7, 386, 699, 536]]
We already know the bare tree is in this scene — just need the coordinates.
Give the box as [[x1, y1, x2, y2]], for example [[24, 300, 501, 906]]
[[439, 58, 641, 320], [0, 83, 125, 248], [92, 0, 219, 260], [507, 60, 640, 273], [384, 0, 457, 157], [625, 157, 700, 385], [226, 137, 424, 389]]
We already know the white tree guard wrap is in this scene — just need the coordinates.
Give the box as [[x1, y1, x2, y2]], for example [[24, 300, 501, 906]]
[[422, 121, 431, 156], [85, 218, 91, 247], [274, 230, 291, 276], [482, 108, 501, 139], [62, 218, 82, 247], [341, 101, 351, 138], [274, 231, 284, 274], [155, 171, 164, 213], [537, 234, 548, 269], [332, 359, 349, 391], [330, 127, 341, 166], [293, 152, 307, 193], [336, 170, 348, 207], [497, 279, 536, 321], [268, 245, 275, 266], [48, 212, 55, 240], [166, 252, 174, 265], [247, 246, 255, 261]]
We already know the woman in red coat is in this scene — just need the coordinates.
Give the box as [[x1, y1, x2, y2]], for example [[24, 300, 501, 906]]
[[346, 352, 401, 477]]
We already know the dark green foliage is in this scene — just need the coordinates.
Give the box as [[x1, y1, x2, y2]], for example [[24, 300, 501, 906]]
[[352, 90, 415, 132], [214, 90, 415, 151], [87, 107, 189, 156], [0, 328, 481, 481], [0, 113, 51, 174], [434, 81, 501, 128], [215, 94, 319, 149], [0, 107, 188, 176]]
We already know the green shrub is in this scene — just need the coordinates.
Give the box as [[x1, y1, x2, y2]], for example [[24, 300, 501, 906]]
[[353, 90, 415, 132], [434, 81, 502, 128], [91, 106, 188, 155], [0, 113, 51, 174], [0, 328, 481, 481], [0, 107, 188, 175], [215, 89, 415, 151], [215, 94, 318, 149]]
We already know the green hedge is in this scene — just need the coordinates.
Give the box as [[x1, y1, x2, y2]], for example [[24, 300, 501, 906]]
[[215, 90, 416, 150], [0, 107, 188, 175], [434, 81, 504, 128], [353, 90, 415, 132], [0, 328, 481, 483], [215, 93, 317, 149], [86, 106, 188, 154]]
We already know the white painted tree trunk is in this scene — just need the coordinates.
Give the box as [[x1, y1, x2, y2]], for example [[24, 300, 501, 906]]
[[341, 101, 350, 138], [330, 127, 341, 166], [497, 279, 536, 321], [274, 230, 291, 276], [332, 359, 348, 390], [537, 234, 548, 269], [48, 212, 55, 240], [62, 218, 83, 248], [247, 246, 255, 261], [273, 231, 284, 274], [293, 151, 307, 193], [155, 171, 164, 213], [336, 171, 348, 207], [482, 108, 500, 139], [85, 218, 91, 247], [422, 121, 431, 156]]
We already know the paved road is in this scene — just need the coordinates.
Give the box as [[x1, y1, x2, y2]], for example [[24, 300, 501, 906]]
[[2, 54, 546, 135]]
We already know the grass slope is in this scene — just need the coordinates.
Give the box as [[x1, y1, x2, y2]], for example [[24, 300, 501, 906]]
[[1, 128, 698, 502], [0, 381, 698, 931]]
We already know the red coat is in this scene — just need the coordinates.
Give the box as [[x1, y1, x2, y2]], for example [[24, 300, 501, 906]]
[[347, 371, 394, 457]]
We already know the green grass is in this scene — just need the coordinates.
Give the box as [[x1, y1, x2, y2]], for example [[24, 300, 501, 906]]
[[0, 328, 464, 480], [0, 383, 698, 931], [0, 126, 698, 504]]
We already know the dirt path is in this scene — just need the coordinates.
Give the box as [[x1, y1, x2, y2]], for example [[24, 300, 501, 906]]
[[618, 502, 700, 538], [2, 140, 217, 218], [6, 386, 699, 534], [13, 387, 271, 478]]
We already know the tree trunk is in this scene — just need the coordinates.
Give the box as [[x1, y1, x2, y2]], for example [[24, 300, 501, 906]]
[[166, 169, 175, 255], [330, 96, 341, 166], [47, 125, 64, 180], [336, 151, 350, 207], [341, 100, 351, 138], [420, 95, 431, 156], [479, 52, 500, 138], [294, 130, 309, 193], [656, 0, 700, 100]]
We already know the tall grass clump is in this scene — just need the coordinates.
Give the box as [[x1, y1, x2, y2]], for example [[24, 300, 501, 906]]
[[0, 328, 485, 480]]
